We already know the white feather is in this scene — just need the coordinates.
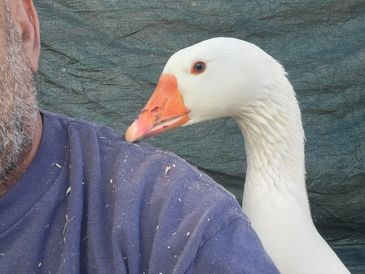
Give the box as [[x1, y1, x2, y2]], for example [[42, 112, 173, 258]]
[[163, 37, 349, 274]]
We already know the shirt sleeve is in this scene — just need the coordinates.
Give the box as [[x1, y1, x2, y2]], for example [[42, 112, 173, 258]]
[[185, 216, 279, 274], [105, 145, 279, 274]]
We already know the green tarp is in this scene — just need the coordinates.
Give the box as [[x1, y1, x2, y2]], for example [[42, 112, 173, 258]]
[[34, 0, 365, 272]]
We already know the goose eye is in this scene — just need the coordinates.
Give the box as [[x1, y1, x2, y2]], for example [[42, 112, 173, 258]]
[[191, 61, 206, 74]]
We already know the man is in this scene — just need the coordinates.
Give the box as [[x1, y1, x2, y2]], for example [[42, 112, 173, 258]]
[[0, 0, 278, 273]]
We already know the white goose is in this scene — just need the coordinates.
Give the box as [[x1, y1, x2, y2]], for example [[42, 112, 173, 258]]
[[125, 37, 349, 274]]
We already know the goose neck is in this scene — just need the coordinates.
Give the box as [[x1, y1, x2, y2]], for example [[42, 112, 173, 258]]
[[235, 93, 310, 211]]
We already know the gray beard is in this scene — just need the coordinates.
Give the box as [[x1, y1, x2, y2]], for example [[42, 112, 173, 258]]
[[0, 5, 38, 184]]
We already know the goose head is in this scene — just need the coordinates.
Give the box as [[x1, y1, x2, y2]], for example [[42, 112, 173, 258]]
[[125, 37, 289, 142]]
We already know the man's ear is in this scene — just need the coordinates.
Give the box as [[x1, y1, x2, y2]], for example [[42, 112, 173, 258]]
[[12, 0, 40, 73]]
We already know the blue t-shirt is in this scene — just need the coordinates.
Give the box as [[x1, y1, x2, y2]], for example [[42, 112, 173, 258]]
[[0, 111, 278, 274]]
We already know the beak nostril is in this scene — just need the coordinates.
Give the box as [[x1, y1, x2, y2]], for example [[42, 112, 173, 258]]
[[151, 106, 159, 113]]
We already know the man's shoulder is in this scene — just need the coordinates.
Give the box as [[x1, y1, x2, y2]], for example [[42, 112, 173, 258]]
[[39, 111, 261, 273], [44, 111, 239, 204], [42, 110, 158, 155], [42, 110, 240, 213], [42, 110, 128, 142], [41, 111, 206, 176]]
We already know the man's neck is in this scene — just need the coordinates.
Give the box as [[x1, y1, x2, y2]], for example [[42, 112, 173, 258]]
[[0, 111, 43, 197]]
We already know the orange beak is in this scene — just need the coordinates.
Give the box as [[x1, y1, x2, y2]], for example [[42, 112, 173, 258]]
[[125, 74, 190, 142]]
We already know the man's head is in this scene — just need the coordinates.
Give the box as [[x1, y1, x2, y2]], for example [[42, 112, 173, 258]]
[[0, 0, 40, 184]]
